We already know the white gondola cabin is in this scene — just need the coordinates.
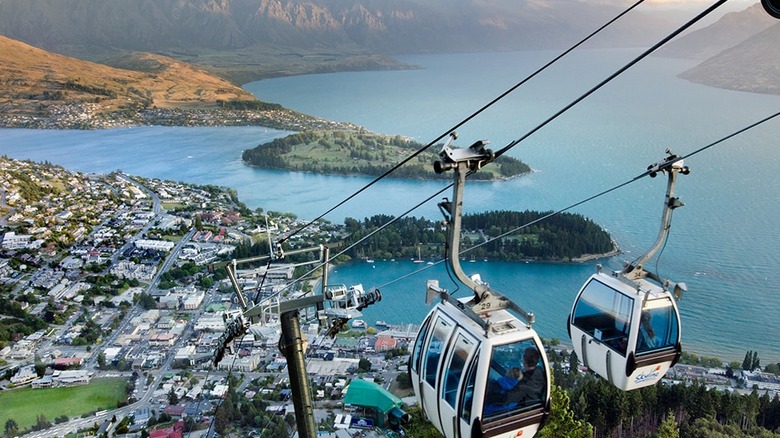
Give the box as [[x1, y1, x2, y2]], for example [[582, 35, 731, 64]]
[[411, 298, 551, 438], [568, 151, 690, 391], [409, 134, 551, 437], [567, 271, 681, 391]]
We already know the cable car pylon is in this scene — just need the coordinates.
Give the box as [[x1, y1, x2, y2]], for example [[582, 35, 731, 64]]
[[568, 150, 689, 391], [411, 133, 551, 438], [213, 245, 380, 437]]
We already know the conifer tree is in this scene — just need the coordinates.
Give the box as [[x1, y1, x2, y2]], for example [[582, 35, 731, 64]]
[[743, 350, 754, 371], [657, 410, 680, 438], [4, 418, 18, 437], [538, 381, 593, 438]]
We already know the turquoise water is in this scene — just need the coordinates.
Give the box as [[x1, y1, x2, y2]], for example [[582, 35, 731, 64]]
[[2, 50, 779, 363]]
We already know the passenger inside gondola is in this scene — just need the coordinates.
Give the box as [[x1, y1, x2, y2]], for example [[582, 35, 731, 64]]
[[637, 311, 657, 352], [506, 348, 545, 405], [635, 303, 680, 354], [483, 341, 546, 418]]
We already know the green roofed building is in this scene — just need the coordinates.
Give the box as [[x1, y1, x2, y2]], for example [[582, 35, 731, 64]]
[[205, 303, 229, 313], [343, 379, 409, 430]]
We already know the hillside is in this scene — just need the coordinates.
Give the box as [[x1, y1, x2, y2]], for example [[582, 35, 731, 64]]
[[0, 36, 347, 129], [660, 3, 776, 60], [657, 3, 780, 95], [678, 23, 780, 94], [242, 130, 531, 181]]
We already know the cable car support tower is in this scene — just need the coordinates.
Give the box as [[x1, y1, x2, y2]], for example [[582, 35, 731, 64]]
[[212, 244, 380, 438]]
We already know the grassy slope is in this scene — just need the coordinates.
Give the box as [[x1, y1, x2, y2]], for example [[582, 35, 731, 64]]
[[0, 35, 260, 114], [0, 377, 127, 431]]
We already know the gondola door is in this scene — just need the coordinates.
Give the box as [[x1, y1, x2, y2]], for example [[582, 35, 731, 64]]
[[419, 311, 456, 433], [440, 329, 479, 437]]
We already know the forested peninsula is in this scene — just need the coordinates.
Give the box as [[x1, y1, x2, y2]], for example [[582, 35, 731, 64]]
[[242, 130, 531, 180], [340, 210, 618, 262]]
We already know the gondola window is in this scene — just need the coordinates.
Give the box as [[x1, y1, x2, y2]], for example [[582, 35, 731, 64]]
[[424, 317, 452, 386], [411, 317, 431, 376], [636, 299, 679, 355], [460, 349, 479, 423], [483, 339, 548, 420], [443, 334, 475, 407], [572, 278, 634, 355]]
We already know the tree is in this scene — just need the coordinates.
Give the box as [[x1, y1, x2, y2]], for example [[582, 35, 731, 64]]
[[168, 386, 179, 405], [138, 292, 157, 310], [657, 410, 680, 438], [4, 418, 18, 437], [538, 383, 593, 438], [401, 405, 441, 438], [183, 417, 197, 433], [569, 351, 580, 376], [357, 358, 372, 373], [743, 350, 760, 371], [32, 414, 51, 431], [34, 352, 46, 377], [395, 372, 412, 390], [214, 401, 231, 434], [752, 351, 760, 371], [199, 276, 214, 289], [97, 351, 106, 369]]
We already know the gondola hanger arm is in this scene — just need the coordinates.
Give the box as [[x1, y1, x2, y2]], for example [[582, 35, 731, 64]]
[[430, 133, 536, 329], [622, 150, 690, 299]]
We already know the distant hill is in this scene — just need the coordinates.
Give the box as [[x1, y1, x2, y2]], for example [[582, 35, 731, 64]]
[[679, 23, 780, 94], [0, 35, 255, 109], [0, 35, 348, 129], [660, 3, 776, 60], [657, 3, 780, 95], [0, 0, 677, 83]]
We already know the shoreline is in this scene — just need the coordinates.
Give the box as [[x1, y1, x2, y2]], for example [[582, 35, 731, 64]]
[[570, 240, 621, 263]]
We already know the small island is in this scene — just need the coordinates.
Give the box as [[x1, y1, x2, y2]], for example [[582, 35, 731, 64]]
[[341, 210, 619, 262], [242, 130, 531, 180]]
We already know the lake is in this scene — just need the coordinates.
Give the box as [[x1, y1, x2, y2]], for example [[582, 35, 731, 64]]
[[2, 49, 779, 363]]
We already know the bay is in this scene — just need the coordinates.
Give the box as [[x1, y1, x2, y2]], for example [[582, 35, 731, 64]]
[[1, 49, 779, 363]]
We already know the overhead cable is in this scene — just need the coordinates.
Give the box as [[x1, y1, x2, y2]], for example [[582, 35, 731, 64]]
[[378, 110, 780, 289], [468, 110, 780, 249], [259, 0, 741, 297], [492, 0, 727, 159], [277, 0, 649, 244]]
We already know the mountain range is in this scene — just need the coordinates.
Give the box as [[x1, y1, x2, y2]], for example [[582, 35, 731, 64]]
[[0, 0, 778, 98], [0, 0, 678, 54], [0, 0, 679, 82]]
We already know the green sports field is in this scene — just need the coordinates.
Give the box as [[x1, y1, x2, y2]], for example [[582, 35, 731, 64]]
[[0, 377, 128, 431]]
